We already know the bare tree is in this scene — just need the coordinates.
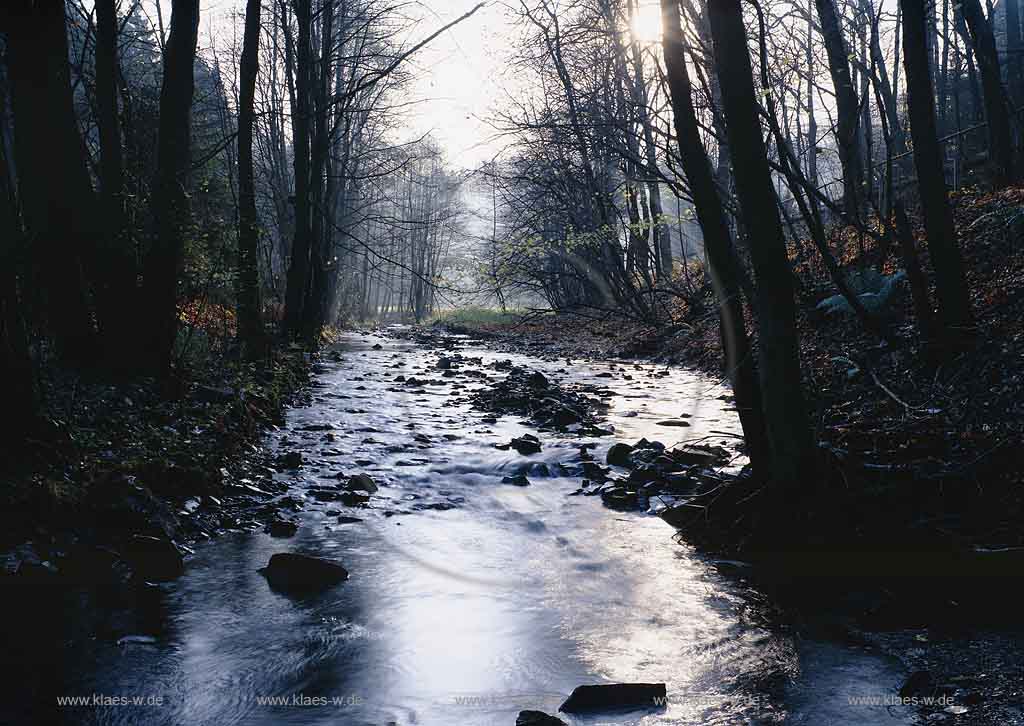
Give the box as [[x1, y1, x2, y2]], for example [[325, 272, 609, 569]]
[[707, 0, 816, 489], [901, 0, 974, 348]]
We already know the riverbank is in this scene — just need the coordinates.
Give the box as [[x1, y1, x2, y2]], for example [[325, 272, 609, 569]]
[[435, 187, 1024, 556], [0, 348, 312, 583]]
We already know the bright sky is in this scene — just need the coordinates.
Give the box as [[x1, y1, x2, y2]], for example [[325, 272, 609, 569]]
[[402, 0, 664, 169], [402, 0, 517, 170], [142, 0, 667, 170]]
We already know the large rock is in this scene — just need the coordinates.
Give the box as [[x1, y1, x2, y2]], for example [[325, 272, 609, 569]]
[[525, 371, 549, 390], [87, 473, 179, 539], [265, 519, 298, 538], [670, 445, 727, 467], [516, 711, 566, 726], [276, 451, 304, 470], [338, 490, 370, 506], [509, 434, 542, 455], [259, 553, 348, 591], [559, 683, 666, 713], [606, 442, 633, 466], [600, 487, 639, 510], [346, 473, 378, 493], [123, 535, 184, 582]]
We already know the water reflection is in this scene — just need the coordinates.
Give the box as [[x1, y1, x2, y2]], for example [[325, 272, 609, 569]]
[[1, 330, 913, 725]]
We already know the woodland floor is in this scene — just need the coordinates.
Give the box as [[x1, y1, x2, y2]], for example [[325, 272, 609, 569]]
[[0, 347, 313, 576]]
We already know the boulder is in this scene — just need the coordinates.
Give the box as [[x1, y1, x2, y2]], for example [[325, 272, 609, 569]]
[[627, 465, 661, 485], [606, 442, 633, 466], [346, 473, 378, 493], [87, 473, 179, 539], [276, 451, 304, 469], [259, 553, 348, 591], [559, 683, 666, 713], [338, 491, 370, 506], [670, 445, 727, 467], [516, 711, 566, 725], [123, 535, 184, 582], [600, 487, 639, 510], [310, 489, 341, 502], [580, 461, 610, 482], [510, 434, 542, 455], [501, 474, 531, 486], [265, 519, 298, 537], [526, 371, 549, 390]]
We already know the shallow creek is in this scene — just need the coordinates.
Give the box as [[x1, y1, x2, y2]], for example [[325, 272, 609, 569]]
[[8, 331, 916, 725]]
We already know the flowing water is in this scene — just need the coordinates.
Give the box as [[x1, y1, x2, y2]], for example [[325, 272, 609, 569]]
[[3, 331, 915, 725]]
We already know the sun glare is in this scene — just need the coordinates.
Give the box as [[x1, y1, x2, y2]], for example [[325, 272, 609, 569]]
[[630, 2, 663, 43]]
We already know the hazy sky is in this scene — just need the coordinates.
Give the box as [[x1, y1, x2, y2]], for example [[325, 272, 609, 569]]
[[401, 0, 518, 170], [141, 0, 668, 170]]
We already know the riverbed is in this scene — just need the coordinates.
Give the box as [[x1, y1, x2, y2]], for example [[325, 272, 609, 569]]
[[3, 330, 915, 725]]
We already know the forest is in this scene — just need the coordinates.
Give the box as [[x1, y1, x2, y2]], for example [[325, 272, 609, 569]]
[[1, 0, 1023, 724]]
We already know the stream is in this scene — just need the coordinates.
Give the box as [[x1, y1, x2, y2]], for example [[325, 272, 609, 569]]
[[3, 330, 916, 725]]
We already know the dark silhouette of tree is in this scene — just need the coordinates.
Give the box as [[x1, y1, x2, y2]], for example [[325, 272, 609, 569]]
[[282, 0, 314, 340], [707, 0, 816, 489], [813, 0, 864, 216], [237, 0, 267, 358], [2, 0, 97, 364], [0, 103, 36, 433], [658, 0, 770, 478], [901, 0, 974, 347], [140, 0, 201, 374], [95, 0, 137, 369], [959, 0, 1017, 186], [1006, 0, 1024, 106]]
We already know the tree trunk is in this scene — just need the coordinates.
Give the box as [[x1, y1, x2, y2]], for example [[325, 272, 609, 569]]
[[806, 0, 819, 197], [303, 0, 335, 343], [237, 0, 267, 359], [94, 0, 138, 370], [628, 0, 672, 278], [901, 0, 974, 346], [1006, 0, 1024, 106], [659, 0, 771, 478], [960, 0, 1017, 186], [139, 0, 200, 374], [813, 0, 864, 216], [893, 200, 939, 348], [707, 0, 816, 489], [2, 0, 97, 364], [0, 110, 37, 435], [283, 0, 313, 339]]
